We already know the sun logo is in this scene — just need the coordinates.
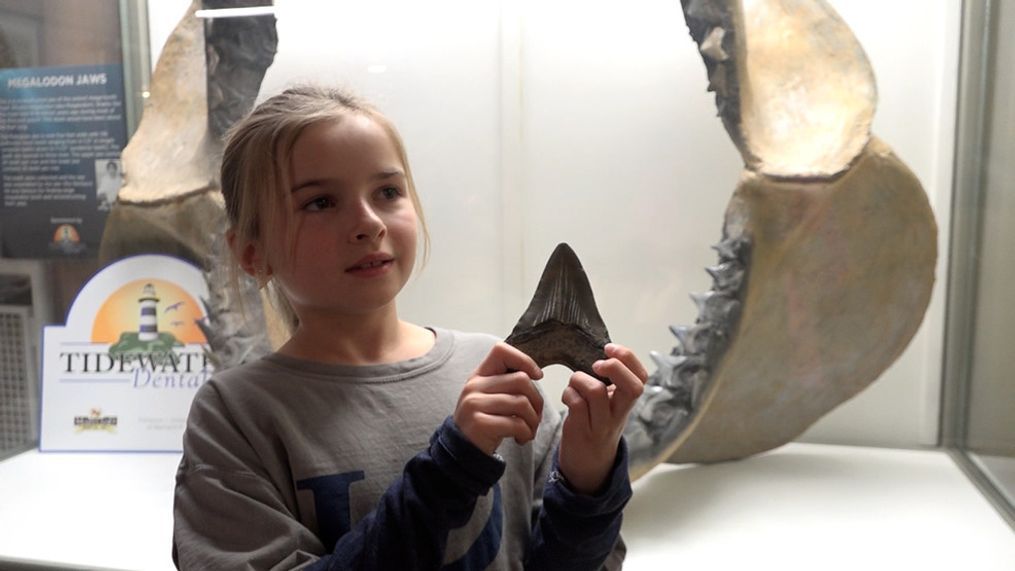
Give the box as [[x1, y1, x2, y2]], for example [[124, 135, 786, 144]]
[[52, 224, 81, 244], [91, 279, 207, 353]]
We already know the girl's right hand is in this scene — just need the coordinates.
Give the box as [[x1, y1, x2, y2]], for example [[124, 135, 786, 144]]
[[454, 342, 545, 456]]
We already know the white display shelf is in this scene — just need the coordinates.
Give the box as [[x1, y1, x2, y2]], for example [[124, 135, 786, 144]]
[[624, 443, 1015, 570], [0, 450, 181, 571], [0, 443, 1012, 570]]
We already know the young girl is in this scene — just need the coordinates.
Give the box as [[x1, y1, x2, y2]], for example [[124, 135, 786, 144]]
[[172, 85, 648, 570]]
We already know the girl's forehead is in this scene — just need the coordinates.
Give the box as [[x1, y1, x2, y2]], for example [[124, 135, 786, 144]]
[[288, 116, 403, 180], [298, 117, 394, 157]]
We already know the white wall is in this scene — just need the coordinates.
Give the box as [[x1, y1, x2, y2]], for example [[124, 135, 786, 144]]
[[147, 0, 961, 449]]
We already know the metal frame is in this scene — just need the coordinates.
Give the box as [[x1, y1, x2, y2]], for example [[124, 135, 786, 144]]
[[118, 0, 151, 137], [940, 0, 1015, 528]]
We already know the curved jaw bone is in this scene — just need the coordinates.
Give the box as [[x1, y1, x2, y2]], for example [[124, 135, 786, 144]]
[[626, 0, 937, 476], [505, 243, 613, 384], [684, 0, 876, 178]]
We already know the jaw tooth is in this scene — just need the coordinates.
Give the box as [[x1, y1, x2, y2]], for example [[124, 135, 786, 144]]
[[669, 325, 689, 354], [690, 291, 719, 314], [669, 325, 692, 354], [685, 367, 710, 406], [650, 350, 688, 372], [706, 262, 745, 291], [699, 27, 729, 62], [691, 291, 741, 325], [711, 236, 748, 262]]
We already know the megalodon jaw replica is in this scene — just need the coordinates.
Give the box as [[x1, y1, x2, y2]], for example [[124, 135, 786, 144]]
[[505, 243, 613, 384], [108, 0, 937, 480], [624, 0, 938, 477], [99, 0, 279, 367]]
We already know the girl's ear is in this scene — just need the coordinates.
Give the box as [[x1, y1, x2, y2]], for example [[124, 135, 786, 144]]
[[227, 229, 272, 283]]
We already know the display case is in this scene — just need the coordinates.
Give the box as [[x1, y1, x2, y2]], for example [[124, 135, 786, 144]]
[[0, 0, 1012, 569]]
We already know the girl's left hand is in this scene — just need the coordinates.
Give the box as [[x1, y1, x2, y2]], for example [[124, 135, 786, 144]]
[[558, 343, 648, 495]]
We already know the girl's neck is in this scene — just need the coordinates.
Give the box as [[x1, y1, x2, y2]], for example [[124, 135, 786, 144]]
[[278, 306, 434, 366]]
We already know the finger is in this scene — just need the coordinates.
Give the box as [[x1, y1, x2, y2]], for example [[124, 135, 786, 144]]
[[593, 357, 645, 416], [470, 372, 545, 417], [475, 412, 537, 445], [561, 385, 590, 432], [461, 392, 541, 433], [604, 343, 649, 382], [567, 372, 611, 427], [475, 342, 544, 380]]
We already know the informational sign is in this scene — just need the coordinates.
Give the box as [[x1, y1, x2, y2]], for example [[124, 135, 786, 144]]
[[40, 255, 212, 452], [0, 64, 128, 258]]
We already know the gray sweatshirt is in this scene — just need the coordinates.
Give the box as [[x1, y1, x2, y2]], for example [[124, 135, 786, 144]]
[[173, 328, 629, 570]]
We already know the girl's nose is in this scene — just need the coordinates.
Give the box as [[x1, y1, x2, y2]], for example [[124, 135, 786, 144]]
[[349, 203, 385, 243]]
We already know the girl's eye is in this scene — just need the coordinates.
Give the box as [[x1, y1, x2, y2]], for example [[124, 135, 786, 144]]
[[302, 196, 335, 211], [379, 186, 403, 201]]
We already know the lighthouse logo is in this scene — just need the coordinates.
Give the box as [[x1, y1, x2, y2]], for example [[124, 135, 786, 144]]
[[40, 255, 212, 452], [92, 279, 207, 353]]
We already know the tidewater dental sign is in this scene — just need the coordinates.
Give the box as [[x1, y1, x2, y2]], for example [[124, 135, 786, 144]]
[[40, 255, 212, 451]]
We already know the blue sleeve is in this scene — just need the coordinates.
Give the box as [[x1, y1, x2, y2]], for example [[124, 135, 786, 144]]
[[524, 438, 633, 571], [307, 416, 505, 571]]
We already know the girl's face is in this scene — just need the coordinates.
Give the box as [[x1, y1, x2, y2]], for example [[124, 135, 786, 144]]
[[264, 115, 419, 321]]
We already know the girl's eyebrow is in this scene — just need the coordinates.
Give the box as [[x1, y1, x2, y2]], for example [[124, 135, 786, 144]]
[[291, 169, 405, 193], [374, 168, 405, 181]]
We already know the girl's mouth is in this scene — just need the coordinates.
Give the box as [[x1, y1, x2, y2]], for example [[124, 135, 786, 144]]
[[347, 258, 394, 274]]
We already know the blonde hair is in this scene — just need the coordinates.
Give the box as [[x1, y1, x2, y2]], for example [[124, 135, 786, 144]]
[[220, 85, 430, 334]]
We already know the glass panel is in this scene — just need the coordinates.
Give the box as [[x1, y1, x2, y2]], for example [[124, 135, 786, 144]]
[[964, 0, 1015, 511], [945, 0, 1015, 526], [0, 0, 146, 458]]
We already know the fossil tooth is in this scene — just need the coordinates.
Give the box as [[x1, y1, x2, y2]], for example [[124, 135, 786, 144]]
[[669, 325, 693, 355], [649, 350, 687, 372], [711, 236, 747, 262], [668, 324, 690, 354], [669, 361, 706, 391], [505, 243, 612, 383], [651, 350, 710, 393], [687, 292, 711, 320], [684, 367, 710, 407], [638, 385, 689, 432], [699, 27, 729, 62], [707, 63, 730, 94], [670, 323, 722, 356], [683, 0, 726, 25], [649, 351, 703, 387], [690, 291, 741, 324], [706, 262, 745, 291]]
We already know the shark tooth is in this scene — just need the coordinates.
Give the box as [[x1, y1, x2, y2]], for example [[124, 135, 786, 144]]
[[649, 349, 686, 367], [699, 27, 729, 62], [684, 367, 710, 407], [649, 350, 688, 374], [505, 243, 612, 383], [690, 291, 741, 324], [706, 262, 745, 291], [711, 236, 747, 262], [669, 324, 690, 354], [637, 385, 689, 432]]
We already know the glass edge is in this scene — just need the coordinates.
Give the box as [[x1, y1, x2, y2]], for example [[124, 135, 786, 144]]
[[948, 449, 1015, 530], [940, 0, 1015, 527], [939, 0, 991, 449], [118, 0, 151, 138]]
